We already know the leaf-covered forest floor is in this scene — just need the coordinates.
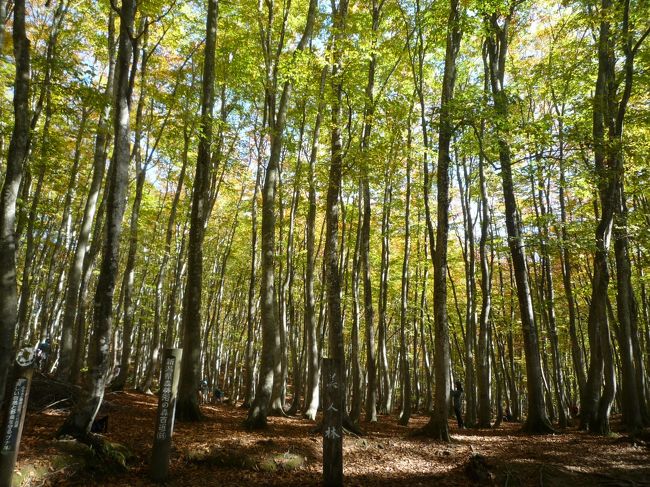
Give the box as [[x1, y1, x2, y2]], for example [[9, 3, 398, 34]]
[[14, 387, 650, 486]]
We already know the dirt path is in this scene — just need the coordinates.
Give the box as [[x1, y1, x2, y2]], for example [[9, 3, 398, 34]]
[[12, 390, 650, 486]]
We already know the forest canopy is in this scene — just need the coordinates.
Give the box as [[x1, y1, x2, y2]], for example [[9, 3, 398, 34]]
[[0, 0, 649, 457]]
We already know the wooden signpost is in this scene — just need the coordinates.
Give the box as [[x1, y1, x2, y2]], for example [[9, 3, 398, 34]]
[[150, 348, 182, 482], [322, 358, 343, 487], [0, 349, 35, 487]]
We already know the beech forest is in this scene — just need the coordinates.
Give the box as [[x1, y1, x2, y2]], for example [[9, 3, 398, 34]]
[[0, 0, 649, 485]]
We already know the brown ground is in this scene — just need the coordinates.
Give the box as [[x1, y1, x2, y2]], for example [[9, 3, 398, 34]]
[[12, 390, 650, 486]]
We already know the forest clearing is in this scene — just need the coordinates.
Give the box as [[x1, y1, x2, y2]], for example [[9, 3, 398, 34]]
[[1, 0, 650, 485], [12, 387, 650, 486]]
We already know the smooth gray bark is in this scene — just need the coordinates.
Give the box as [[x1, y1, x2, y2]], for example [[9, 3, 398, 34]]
[[58, 0, 136, 437], [176, 0, 218, 422], [0, 0, 30, 410], [420, 0, 461, 441]]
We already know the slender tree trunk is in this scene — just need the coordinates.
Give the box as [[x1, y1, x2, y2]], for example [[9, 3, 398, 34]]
[[558, 138, 587, 407], [530, 162, 568, 428], [16, 0, 67, 347], [70, 188, 108, 385], [17, 165, 44, 339], [398, 130, 412, 426], [243, 149, 262, 408], [360, 0, 382, 424], [378, 172, 393, 414], [303, 68, 326, 421], [477, 135, 492, 428], [113, 27, 149, 390], [37, 106, 89, 344], [350, 190, 362, 424], [246, 0, 317, 428], [157, 125, 188, 351], [324, 0, 349, 425], [281, 106, 306, 415], [420, 0, 461, 440], [582, 0, 617, 432], [58, 0, 136, 437], [613, 183, 643, 431], [58, 12, 115, 381], [457, 157, 477, 427], [485, 10, 553, 433], [0, 0, 30, 410], [176, 0, 218, 422]]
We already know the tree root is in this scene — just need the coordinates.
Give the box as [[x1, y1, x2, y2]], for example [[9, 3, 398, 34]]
[[175, 396, 204, 422], [521, 417, 556, 435], [56, 423, 131, 472], [412, 417, 451, 442]]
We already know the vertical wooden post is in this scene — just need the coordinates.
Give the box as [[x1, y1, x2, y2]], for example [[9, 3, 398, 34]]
[[322, 357, 343, 486], [0, 351, 34, 487], [150, 348, 182, 482]]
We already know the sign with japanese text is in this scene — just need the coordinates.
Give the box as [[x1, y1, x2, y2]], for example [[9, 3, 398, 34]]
[[150, 348, 182, 482], [322, 358, 343, 487], [0, 362, 34, 487]]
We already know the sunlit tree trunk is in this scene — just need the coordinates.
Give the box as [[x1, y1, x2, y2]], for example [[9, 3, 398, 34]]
[[477, 126, 492, 428], [58, 11, 115, 382], [16, 1, 67, 347], [398, 130, 412, 426], [176, 0, 218, 422], [58, 0, 136, 437], [113, 26, 149, 391], [420, 0, 461, 441], [324, 0, 349, 423], [303, 68, 326, 421], [246, 0, 317, 427], [350, 189, 362, 424], [243, 148, 262, 408], [359, 0, 382, 424], [0, 0, 30, 410], [485, 9, 553, 434], [378, 171, 393, 414]]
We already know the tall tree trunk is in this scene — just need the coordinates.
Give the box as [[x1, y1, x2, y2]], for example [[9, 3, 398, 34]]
[[156, 124, 189, 354], [113, 26, 149, 391], [0, 0, 30, 410], [281, 105, 307, 415], [582, 0, 618, 433], [609, 0, 648, 430], [420, 0, 461, 441], [243, 148, 262, 408], [484, 9, 553, 433], [17, 165, 44, 339], [324, 0, 349, 424], [529, 161, 568, 428], [350, 190, 362, 424], [176, 0, 218, 422], [456, 156, 477, 427], [37, 106, 89, 344], [378, 171, 392, 414], [398, 129, 412, 426], [477, 129, 492, 428], [360, 0, 382, 424], [613, 183, 644, 431], [58, 11, 116, 381], [246, 0, 317, 428], [556, 118, 587, 406], [58, 0, 136, 437], [16, 0, 68, 346], [71, 187, 108, 385], [303, 68, 326, 421]]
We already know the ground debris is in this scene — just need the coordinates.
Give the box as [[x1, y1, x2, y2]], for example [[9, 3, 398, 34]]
[[12, 391, 650, 486]]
